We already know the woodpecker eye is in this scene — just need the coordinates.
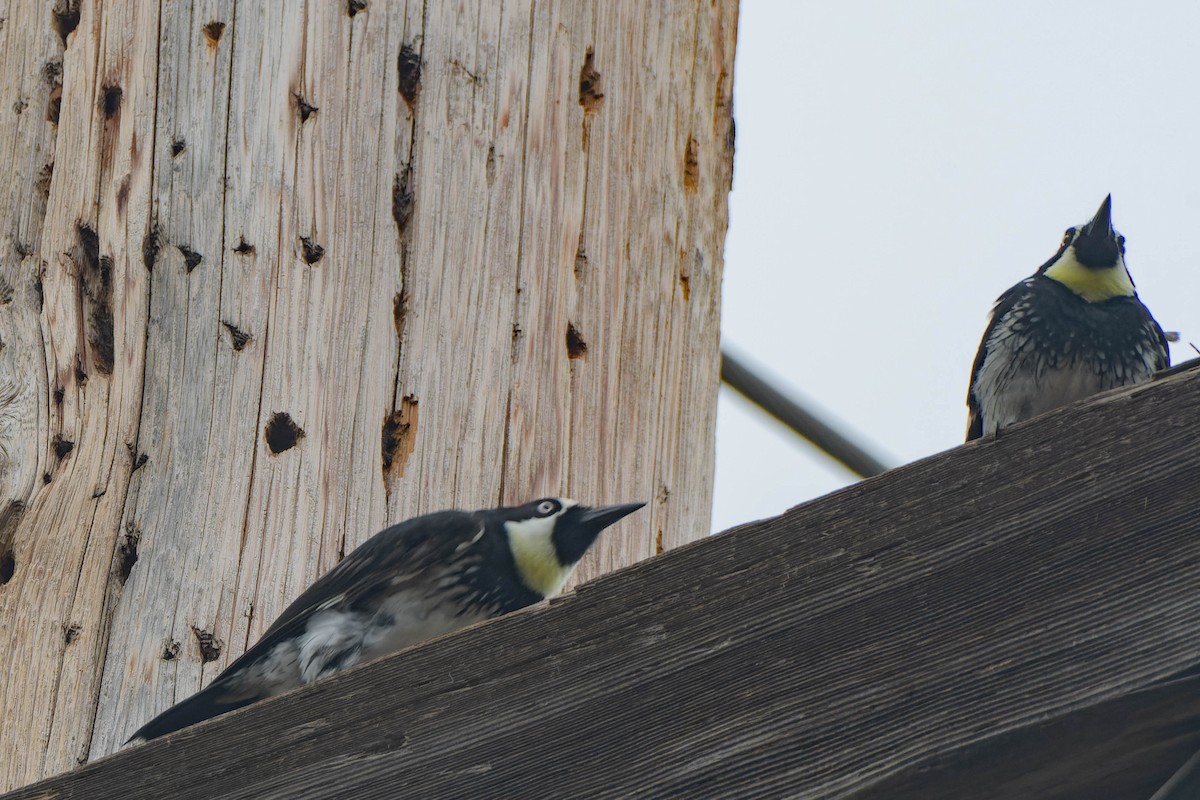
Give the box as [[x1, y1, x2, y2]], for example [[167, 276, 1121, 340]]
[[535, 499, 560, 516], [1061, 227, 1076, 246]]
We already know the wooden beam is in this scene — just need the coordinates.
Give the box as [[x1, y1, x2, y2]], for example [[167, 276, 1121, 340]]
[[7, 364, 1200, 800]]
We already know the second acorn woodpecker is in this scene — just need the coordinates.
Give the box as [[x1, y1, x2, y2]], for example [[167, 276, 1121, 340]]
[[126, 497, 644, 743], [967, 195, 1169, 440]]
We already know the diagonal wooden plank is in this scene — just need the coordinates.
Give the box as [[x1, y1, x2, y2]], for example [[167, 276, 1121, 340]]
[[7, 363, 1200, 799]]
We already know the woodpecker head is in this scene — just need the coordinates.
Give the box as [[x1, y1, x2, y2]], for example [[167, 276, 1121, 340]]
[[499, 498, 645, 599], [1039, 194, 1137, 302]]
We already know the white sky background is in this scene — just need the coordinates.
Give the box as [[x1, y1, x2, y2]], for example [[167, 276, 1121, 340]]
[[711, 2, 1200, 532]]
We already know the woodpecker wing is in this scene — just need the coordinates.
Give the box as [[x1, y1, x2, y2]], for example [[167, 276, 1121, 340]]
[[966, 280, 1031, 441], [235, 510, 486, 676], [127, 510, 485, 743], [1143, 306, 1171, 372]]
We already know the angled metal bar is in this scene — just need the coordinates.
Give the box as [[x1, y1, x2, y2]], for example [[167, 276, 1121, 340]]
[[720, 350, 892, 478]]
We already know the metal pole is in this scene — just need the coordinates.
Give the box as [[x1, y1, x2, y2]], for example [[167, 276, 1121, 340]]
[[720, 350, 892, 479]]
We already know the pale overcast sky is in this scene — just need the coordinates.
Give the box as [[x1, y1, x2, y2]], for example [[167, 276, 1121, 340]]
[[712, 1, 1200, 532]]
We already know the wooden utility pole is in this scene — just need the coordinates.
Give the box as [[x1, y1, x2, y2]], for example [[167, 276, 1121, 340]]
[[0, 0, 737, 789]]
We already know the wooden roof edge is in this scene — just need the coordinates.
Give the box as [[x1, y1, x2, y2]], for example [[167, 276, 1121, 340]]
[[6, 361, 1200, 800]]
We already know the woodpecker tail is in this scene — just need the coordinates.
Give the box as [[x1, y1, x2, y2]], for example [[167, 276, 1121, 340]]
[[125, 681, 261, 744], [966, 407, 984, 441]]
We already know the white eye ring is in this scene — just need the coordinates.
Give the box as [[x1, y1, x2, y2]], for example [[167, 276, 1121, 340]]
[[537, 500, 558, 516]]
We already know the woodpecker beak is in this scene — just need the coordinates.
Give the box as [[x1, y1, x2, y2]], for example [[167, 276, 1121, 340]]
[[1071, 194, 1121, 268], [1081, 194, 1113, 239], [548, 501, 647, 568], [574, 502, 646, 531]]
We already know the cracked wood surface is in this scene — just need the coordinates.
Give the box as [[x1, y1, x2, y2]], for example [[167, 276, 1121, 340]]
[[5, 364, 1199, 800], [0, 0, 738, 788]]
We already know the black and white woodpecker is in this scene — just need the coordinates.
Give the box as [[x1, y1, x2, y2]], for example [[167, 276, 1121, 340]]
[[966, 195, 1169, 440], [127, 497, 645, 743]]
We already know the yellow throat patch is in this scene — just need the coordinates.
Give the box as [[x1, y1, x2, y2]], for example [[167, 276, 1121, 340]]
[[504, 502, 578, 598], [1043, 247, 1136, 303]]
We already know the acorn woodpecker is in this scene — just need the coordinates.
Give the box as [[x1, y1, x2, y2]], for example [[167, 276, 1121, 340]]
[[967, 195, 1169, 440], [126, 497, 645, 743]]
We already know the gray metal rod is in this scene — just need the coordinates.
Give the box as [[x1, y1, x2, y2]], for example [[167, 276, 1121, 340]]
[[720, 350, 892, 479]]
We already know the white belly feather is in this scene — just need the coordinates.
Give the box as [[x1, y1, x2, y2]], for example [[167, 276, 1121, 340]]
[[973, 318, 1158, 436], [225, 591, 489, 698]]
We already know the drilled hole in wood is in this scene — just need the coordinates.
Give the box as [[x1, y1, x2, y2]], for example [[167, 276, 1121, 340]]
[[178, 245, 202, 273], [202, 20, 226, 46], [579, 47, 604, 112], [0, 278, 12, 305], [162, 640, 181, 661], [381, 413, 407, 470], [77, 222, 99, 268], [90, 255, 115, 373], [101, 85, 122, 118], [51, 2, 80, 47], [0, 550, 14, 584], [348, 0, 367, 16], [53, 434, 75, 460], [39, 67, 62, 99], [574, 236, 588, 279], [142, 225, 161, 271], [63, 622, 81, 645], [89, 306, 114, 374], [191, 626, 223, 662], [116, 526, 140, 584], [381, 397, 419, 477], [397, 44, 421, 111], [392, 168, 414, 235], [299, 237, 324, 265], [46, 86, 62, 125], [126, 442, 148, 471], [170, 137, 186, 157], [116, 174, 131, 216], [295, 93, 318, 123], [232, 236, 254, 255], [33, 161, 53, 199], [566, 323, 588, 359], [223, 322, 251, 351], [76, 224, 114, 374], [42, 60, 63, 86], [265, 412, 304, 454]]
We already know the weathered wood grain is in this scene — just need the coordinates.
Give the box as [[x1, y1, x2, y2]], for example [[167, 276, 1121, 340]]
[[0, 0, 159, 781], [0, 0, 736, 788], [6, 365, 1199, 800]]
